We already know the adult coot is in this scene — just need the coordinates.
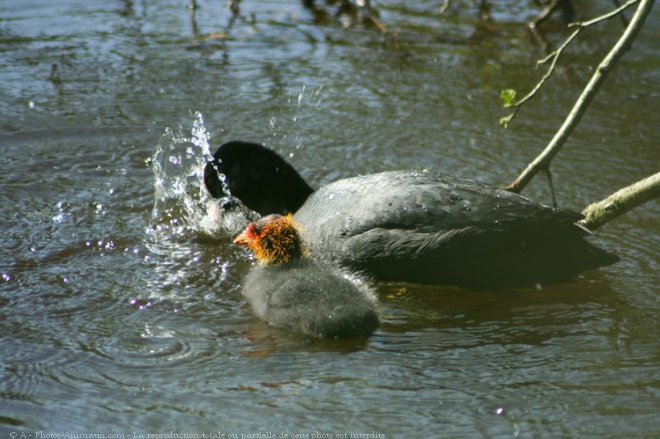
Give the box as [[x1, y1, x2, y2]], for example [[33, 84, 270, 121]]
[[234, 214, 379, 339], [206, 141, 618, 288]]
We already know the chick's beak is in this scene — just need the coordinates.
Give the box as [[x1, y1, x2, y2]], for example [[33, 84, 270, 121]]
[[233, 229, 253, 247]]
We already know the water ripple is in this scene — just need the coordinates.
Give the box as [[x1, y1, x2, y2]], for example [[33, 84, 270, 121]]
[[91, 324, 191, 368]]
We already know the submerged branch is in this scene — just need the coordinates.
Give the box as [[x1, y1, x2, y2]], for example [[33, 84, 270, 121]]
[[580, 172, 660, 230], [528, 0, 576, 48], [506, 0, 654, 193], [612, 0, 632, 26], [440, 0, 451, 14]]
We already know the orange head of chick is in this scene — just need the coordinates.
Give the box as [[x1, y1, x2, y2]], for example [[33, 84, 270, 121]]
[[234, 214, 305, 265]]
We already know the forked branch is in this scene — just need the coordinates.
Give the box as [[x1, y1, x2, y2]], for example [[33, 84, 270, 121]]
[[500, 0, 640, 128], [506, 0, 654, 193]]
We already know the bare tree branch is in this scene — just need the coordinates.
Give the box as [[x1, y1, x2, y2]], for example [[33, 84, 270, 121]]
[[500, 0, 640, 128], [612, 0, 632, 26], [577, 0, 638, 27], [506, 0, 654, 193], [440, 0, 451, 14], [580, 172, 660, 230], [499, 28, 579, 128]]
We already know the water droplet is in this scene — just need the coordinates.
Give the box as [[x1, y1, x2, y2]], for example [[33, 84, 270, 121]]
[[28, 100, 35, 109], [131, 298, 152, 310], [298, 84, 305, 105], [495, 406, 505, 415], [2, 273, 13, 282]]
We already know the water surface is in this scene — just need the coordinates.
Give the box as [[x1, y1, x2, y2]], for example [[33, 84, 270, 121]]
[[1, 1, 659, 437]]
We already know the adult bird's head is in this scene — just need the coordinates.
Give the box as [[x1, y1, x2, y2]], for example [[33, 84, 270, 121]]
[[234, 214, 306, 265], [204, 141, 314, 216]]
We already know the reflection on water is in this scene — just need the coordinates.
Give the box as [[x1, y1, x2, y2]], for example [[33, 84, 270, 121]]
[[1, 0, 659, 437]]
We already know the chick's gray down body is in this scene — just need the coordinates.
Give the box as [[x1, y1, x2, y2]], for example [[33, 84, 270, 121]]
[[243, 259, 378, 339]]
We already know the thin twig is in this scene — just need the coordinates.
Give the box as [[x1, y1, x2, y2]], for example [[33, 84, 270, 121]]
[[528, 0, 561, 48], [544, 167, 558, 208], [532, 0, 561, 28], [507, 0, 654, 193], [440, 0, 451, 14], [612, 0, 632, 26], [500, 27, 579, 128], [501, 0, 640, 128], [367, 14, 388, 34], [527, 0, 574, 48], [576, 0, 638, 27], [356, 0, 388, 34]]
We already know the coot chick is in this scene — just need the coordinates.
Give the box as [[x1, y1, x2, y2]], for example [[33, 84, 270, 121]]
[[234, 214, 379, 339], [207, 141, 618, 288]]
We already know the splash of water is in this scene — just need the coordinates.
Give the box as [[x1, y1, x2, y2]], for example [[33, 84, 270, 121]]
[[140, 87, 325, 302], [150, 111, 225, 239], [140, 112, 234, 302], [267, 84, 324, 156], [149, 84, 324, 238]]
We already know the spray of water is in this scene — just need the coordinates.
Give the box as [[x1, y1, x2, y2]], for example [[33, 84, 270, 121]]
[[141, 86, 323, 301], [149, 84, 323, 240], [140, 112, 235, 302], [150, 111, 224, 239]]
